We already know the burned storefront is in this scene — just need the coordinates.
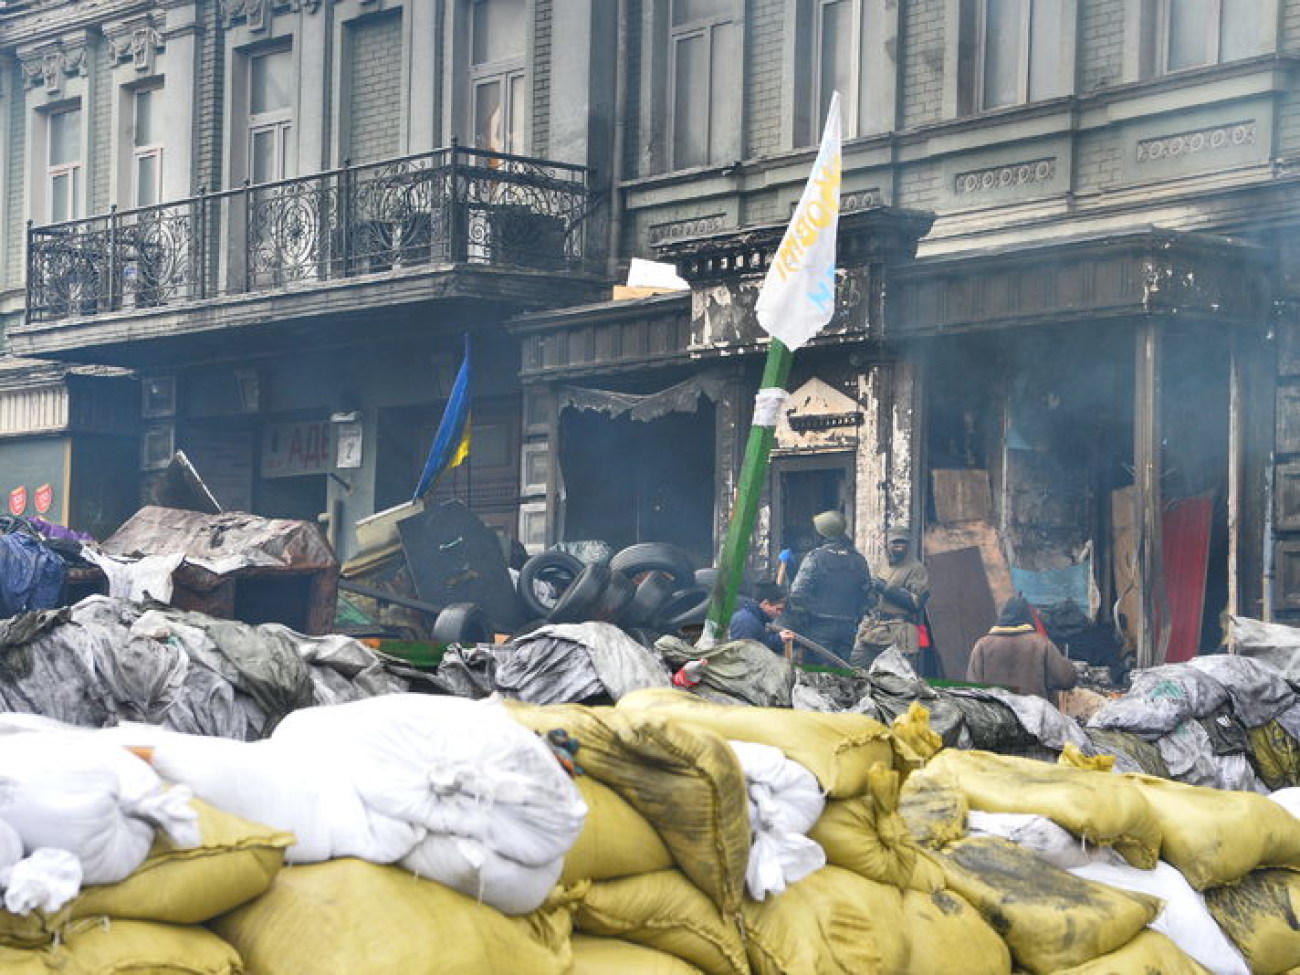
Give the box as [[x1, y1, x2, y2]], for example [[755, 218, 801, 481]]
[[893, 230, 1275, 675], [508, 208, 935, 576]]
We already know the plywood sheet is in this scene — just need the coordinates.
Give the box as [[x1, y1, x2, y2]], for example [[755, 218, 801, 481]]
[[1110, 485, 1140, 652], [925, 546, 997, 681], [932, 469, 994, 524], [924, 520, 1014, 607]]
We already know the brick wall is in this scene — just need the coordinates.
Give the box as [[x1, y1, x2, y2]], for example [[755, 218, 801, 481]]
[[3, 65, 24, 290], [346, 11, 403, 164], [900, 0, 945, 130], [896, 164, 943, 212], [195, 0, 223, 194], [1079, 0, 1124, 94], [1074, 130, 1123, 196], [88, 40, 111, 215], [533, 0, 551, 155], [747, 0, 784, 158]]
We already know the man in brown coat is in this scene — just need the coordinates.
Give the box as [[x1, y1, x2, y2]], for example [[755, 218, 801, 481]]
[[966, 596, 1078, 700]]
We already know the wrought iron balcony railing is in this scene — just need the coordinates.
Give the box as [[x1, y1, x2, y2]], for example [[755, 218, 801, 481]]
[[27, 146, 605, 324]]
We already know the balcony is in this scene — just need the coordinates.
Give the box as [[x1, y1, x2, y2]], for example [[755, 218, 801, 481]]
[[19, 146, 606, 358]]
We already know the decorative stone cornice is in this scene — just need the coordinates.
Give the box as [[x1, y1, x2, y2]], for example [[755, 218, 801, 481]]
[[955, 158, 1055, 195], [219, 0, 320, 31], [16, 31, 88, 93], [104, 12, 163, 72], [1136, 121, 1256, 163]]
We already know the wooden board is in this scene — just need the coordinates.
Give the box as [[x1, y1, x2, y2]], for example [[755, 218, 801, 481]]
[[925, 545, 997, 681], [932, 469, 993, 524], [924, 520, 1015, 607], [1110, 485, 1140, 651]]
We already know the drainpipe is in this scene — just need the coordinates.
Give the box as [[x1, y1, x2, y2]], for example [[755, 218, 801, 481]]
[[606, 0, 629, 281]]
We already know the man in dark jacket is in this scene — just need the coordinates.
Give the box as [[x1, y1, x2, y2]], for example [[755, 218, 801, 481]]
[[967, 595, 1079, 700], [729, 580, 793, 655], [786, 511, 872, 659]]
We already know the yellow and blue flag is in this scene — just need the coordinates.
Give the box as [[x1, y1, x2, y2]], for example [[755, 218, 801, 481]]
[[413, 334, 472, 501]]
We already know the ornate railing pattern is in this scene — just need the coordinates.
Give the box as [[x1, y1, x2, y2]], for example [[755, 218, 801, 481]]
[[27, 146, 603, 323]]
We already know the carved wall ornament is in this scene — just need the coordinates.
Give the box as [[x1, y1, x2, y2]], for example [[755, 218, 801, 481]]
[[955, 158, 1056, 195], [220, 0, 320, 31], [648, 213, 728, 245], [18, 39, 87, 93], [1136, 121, 1256, 163], [105, 15, 165, 73]]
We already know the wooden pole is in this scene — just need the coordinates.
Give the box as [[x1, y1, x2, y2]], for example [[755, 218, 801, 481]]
[[700, 339, 793, 647]]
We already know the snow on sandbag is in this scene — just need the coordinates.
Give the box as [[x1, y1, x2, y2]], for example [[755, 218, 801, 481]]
[[937, 836, 1162, 975], [400, 832, 565, 915], [1069, 857, 1249, 975], [561, 777, 674, 885], [1054, 930, 1215, 975], [272, 694, 587, 869], [2, 850, 82, 918], [210, 858, 575, 975], [809, 764, 945, 892], [0, 734, 188, 885], [729, 740, 825, 900], [0, 918, 242, 975], [122, 727, 420, 864], [967, 811, 1096, 870], [570, 935, 705, 975], [568, 871, 749, 975], [1203, 868, 1300, 975], [901, 887, 1011, 975], [1126, 773, 1300, 889]]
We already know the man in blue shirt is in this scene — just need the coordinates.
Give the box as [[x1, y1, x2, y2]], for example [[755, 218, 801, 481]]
[[729, 580, 794, 655]]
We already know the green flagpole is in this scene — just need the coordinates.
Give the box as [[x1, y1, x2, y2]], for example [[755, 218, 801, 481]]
[[700, 338, 793, 648]]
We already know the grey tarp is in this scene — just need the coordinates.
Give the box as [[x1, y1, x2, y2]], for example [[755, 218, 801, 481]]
[[1084, 728, 1171, 777], [1186, 654, 1295, 729], [951, 686, 1093, 754], [1087, 663, 1231, 737], [495, 622, 672, 704], [656, 635, 795, 707], [1227, 615, 1300, 682]]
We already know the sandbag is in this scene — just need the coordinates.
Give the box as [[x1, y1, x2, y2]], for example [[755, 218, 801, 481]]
[[808, 765, 944, 891], [0, 918, 241, 974], [1127, 773, 1300, 889], [570, 871, 748, 975], [924, 749, 1161, 868], [508, 702, 750, 915], [901, 887, 1011, 975], [0, 799, 291, 947], [570, 935, 704, 975], [891, 701, 943, 764], [1055, 930, 1214, 975], [1249, 720, 1300, 790], [898, 765, 968, 848], [1204, 868, 1300, 975], [399, 833, 566, 915], [730, 740, 825, 900], [562, 777, 674, 883], [2, 850, 81, 920], [616, 687, 899, 797], [210, 858, 574, 975], [741, 866, 906, 975], [937, 836, 1162, 975]]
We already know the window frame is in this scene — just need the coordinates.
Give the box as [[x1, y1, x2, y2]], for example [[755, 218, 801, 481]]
[[46, 105, 83, 224], [245, 44, 295, 185], [811, 0, 863, 140], [129, 85, 164, 208], [467, 0, 527, 154], [667, 0, 739, 170]]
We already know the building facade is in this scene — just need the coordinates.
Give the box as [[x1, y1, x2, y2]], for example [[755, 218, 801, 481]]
[[2, 0, 1299, 666]]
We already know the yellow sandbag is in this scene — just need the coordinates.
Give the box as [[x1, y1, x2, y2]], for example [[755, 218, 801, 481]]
[[925, 749, 1160, 867], [562, 777, 674, 884], [1127, 773, 1300, 889], [570, 871, 747, 975], [1204, 868, 1300, 974], [901, 887, 1012, 975], [938, 836, 1162, 975], [1059, 742, 1116, 773], [1055, 930, 1213, 975], [570, 935, 704, 975], [0, 798, 291, 948], [741, 866, 906, 975], [891, 701, 944, 764], [508, 702, 750, 914], [616, 686, 899, 797], [898, 766, 969, 848], [210, 858, 573, 975], [0, 918, 241, 974], [1248, 721, 1300, 791], [808, 765, 944, 891]]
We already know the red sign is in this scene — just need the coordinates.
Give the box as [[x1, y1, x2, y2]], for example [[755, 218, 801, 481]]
[[262, 420, 333, 478], [34, 483, 53, 514], [8, 486, 26, 516]]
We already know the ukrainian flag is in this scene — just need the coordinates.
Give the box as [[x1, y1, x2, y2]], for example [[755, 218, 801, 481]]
[[412, 334, 471, 501]]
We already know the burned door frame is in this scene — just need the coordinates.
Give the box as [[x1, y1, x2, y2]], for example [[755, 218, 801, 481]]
[[770, 451, 856, 566]]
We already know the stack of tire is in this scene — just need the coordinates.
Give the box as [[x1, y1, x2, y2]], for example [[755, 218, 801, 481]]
[[516, 543, 716, 644]]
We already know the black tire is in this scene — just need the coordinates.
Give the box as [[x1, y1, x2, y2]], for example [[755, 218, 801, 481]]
[[654, 586, 712, 629], [609, 543, 697, 589], [696, 566, 754, 597], [592, 568, 635, 622], [518, 550, 585, 618], [431, 602, 494, 645], [619, 571, 676, 627], [547, 561, 611, 623]]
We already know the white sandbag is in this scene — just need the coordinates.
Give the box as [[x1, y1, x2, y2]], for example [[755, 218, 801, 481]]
[[3, 848, 83, 915], [0, 737, 155, 885], [730, 740, 827, 900], [967, 811, 1098, 871], [1269, 787, 1300, 819], [1070, 858, 1250, 975], [399, 832, 565, 915], [0, 817, 23, 882], [271, 695, 587, 868], [131, 727, 420, 864]]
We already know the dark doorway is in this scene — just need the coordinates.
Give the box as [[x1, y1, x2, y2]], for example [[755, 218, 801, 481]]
[[559, 405, 715, 566], [772, 454, 852, 571]]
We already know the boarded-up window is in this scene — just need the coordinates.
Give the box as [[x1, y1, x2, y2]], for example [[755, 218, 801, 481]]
[[347, 10, 404, 164]]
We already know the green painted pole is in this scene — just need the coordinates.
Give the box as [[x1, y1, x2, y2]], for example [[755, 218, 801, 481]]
[[700, 337, 794, 648]]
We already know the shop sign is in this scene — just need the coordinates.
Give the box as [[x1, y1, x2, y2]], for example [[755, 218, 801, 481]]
[[262, 420, 333, 478], [34, 484, 53, 514], [8, 486, 26, 516]]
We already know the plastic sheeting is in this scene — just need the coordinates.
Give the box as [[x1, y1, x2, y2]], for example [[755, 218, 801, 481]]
[[494, 623, 672, 704], [656, 634, 796, 708], [1228, 615, 1300, 682], [0, 531, 66, 618]]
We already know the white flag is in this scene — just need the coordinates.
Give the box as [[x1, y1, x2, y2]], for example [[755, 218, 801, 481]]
[[755, 92, 842, 351]]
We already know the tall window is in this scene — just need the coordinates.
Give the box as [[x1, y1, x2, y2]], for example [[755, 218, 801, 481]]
[[469, 0, 526, 154], [131, 87, 163, 207], [813, 0, 859, 139], [970, 0, 1066, 111], [47, 107, 82, 223], [248, 47, 293, 184], [1158, 0, 1262, 73], [670, 0, 740, 169]]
